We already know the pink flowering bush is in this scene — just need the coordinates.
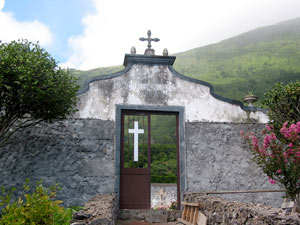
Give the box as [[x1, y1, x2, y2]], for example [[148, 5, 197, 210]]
[[241, 121, 300, 208]]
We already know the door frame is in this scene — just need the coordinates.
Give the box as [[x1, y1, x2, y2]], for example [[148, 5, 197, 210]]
[[115, 104, 185, 209]]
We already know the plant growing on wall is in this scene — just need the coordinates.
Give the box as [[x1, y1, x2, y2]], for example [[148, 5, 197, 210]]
[[241, 122, 300, 210], [0, 40, 79, 146]]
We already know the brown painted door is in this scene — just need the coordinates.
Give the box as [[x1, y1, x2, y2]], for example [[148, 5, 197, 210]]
[[120, 112, 151, 209]]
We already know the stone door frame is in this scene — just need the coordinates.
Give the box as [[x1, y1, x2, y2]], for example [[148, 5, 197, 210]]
[[115, 104, 186, 209]]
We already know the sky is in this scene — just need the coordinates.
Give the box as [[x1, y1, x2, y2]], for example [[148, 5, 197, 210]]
[[0, 0, 300, 70]]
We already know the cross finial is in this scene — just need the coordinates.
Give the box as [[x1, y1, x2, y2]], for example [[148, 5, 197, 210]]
[[139, 30, 160, 55]]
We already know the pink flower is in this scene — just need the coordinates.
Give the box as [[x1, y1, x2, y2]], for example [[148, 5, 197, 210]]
[[288, 143, 293, 147], [277, 169, 282, 174], [240, 130, 244, 136], [269, 179, 276, 184], [263, 135, 271, 149], [270, 132, 277, 140], [266, 124, 272, 131], [252, 136, 259, 148]]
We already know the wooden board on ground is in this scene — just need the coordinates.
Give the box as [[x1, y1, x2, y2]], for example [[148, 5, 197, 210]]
[[177, 202, 207, 225]]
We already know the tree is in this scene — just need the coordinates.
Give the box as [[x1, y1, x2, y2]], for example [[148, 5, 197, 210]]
[[0, 40, 79, 145], [262, 81, 300, 136]]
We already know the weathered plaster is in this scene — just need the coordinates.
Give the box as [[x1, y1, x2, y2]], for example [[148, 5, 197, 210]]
[[76, 64, 268, 123]]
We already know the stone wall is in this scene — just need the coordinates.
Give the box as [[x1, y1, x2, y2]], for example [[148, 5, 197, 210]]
[[184, 193, 300, 225], [151, 183, 177, 208], [0, 120, 285, 208], [0, 119, 116, 207], [185, 122, 284, 207]]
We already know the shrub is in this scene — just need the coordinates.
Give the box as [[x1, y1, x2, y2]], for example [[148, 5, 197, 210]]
[[263, 81, 300, 136], [0, 180, 72, 225], [241, 122, 300, 210]]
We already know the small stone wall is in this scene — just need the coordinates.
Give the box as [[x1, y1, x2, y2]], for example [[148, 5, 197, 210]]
[[184, 193, 300, 225], [0, 119, 116, 206], [151, 183, 177, 209]]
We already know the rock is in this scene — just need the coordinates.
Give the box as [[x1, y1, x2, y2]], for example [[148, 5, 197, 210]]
[[89, 218, 112, 225], [73, 212, 92, 220], [183, 193, 300, 225]]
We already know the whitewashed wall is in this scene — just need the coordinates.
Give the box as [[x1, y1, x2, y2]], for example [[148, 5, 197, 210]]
[[76, 64, 268, 123]]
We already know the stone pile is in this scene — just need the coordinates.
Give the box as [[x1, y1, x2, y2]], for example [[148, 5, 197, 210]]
[[185, 193, 300, 225], [71, 194, 117, 225]]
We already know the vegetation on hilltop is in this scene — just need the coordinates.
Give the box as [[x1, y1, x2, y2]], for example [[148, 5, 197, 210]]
[[70, 65, 123, 88], [174, 17, 300, 105], [72, 17, 300, 106]]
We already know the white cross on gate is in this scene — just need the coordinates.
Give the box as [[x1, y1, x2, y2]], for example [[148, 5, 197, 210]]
[[128, 121, 144, 161]]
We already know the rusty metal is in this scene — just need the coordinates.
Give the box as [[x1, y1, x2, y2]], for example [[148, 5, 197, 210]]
[[147, 114, 151, 207], [120, 110, 180, 209], [176, 113, 181, 210], [120, 113, 150, 209]]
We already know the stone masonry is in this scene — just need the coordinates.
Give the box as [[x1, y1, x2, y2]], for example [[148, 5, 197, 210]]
[[184, 193, 300, 225], [0, 120, 285, 208], [185, 122, 284, 207], [0, 119, 116, 206]]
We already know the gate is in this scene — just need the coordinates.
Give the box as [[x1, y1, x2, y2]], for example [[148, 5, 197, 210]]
[[120, 111, 151, 209], [120, 110, 180, 209]]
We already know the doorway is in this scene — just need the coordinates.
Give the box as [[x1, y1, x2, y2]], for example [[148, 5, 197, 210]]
[[119, 110, 180, 209]]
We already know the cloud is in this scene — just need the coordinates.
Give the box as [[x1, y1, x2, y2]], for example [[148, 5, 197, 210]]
[[0, 0, 52, 47], [62, 0, 300, 70]]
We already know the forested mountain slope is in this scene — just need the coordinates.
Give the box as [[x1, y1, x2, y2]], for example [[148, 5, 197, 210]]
[[72, 17, 300, 105], [173, 17, 300, 104]]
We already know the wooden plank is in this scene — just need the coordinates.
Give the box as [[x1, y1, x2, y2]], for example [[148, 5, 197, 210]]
[[189, 206, 194, 223], [179, 201, 202, 225], [177, 218, 193, 225], [182, 202, 200, 207], [193, 209, 199, 225], [182, 204, 187, 220], [186, 206, 191, 222]]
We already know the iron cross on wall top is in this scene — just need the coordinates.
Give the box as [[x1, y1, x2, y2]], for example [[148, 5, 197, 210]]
[[139, 30, 160, 55]]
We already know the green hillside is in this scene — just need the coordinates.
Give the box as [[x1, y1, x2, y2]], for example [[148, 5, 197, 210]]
[[173, 17, 300, 105], [73, 17, 300, 106], [71, 65, 123, 88]]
